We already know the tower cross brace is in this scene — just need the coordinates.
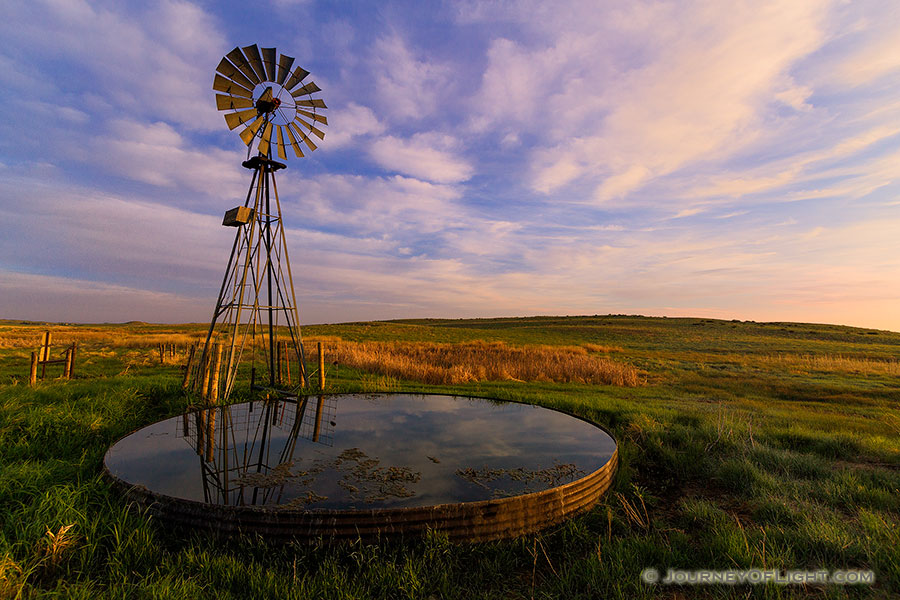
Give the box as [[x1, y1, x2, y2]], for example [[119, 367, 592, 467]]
[[195, 152, 308, 403]]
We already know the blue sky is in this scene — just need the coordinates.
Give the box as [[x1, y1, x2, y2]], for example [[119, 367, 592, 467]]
[[1, 0, 899, 329]]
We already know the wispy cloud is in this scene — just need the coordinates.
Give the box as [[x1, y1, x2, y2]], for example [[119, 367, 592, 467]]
[[371, 33, 452, 121], [325, 103, 386, 148], [0, 270, 210, 324], [0, 0, 225, 132], [368, 133, 474, 184], [280, 172, 464, 237], [521, 2, 825, 199], [81, 119, 245, 197]]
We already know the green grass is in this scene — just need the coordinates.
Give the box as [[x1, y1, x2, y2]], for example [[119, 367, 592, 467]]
[[1, 315, 898, 598]]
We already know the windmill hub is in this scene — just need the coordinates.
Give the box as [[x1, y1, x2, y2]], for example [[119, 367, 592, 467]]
[[256, 96, 281, 114], [254, 85, 282, 116]]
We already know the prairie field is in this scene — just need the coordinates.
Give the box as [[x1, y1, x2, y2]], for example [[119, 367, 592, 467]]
[[0, 315, 898, 599]]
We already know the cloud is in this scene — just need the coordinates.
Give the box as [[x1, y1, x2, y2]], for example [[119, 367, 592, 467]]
[[594, 165, 652, 201], [280, 172, 464, 237], [4, 166, 900, 329], [588, 2, 827, 199], [672, 123, 900, 207], [0, 0, 225, 132], [466, 1, 829, 201], [368, 133, 474, 184], [325, 102, 386, 148], [820, 3, 900, 87], [0, 270, 208, 324], [77, 119, 245, 199], [371, 33, 452, 120], [0, 174, 230, 294]]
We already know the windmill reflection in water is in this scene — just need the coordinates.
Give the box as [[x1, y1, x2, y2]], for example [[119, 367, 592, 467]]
[[178, 395, 337, 506]]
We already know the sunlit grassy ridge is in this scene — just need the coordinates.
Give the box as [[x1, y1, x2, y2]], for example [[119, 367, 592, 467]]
[[0, 315, 898, 598]]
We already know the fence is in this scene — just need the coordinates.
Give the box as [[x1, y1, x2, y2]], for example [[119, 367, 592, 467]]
[[29, 331, 77, 386]]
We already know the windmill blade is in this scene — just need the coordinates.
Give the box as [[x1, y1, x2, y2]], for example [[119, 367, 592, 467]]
[[295, 116, 326, 140], [257, 122, 274, 155], [215, 58, 254, 90], [261, 47, 277, 81], [283, 124, 305, 157], [276, 54, 295, 85], [239, 114, 266, 145], [226, 47, 260, 85], [224, 108, 258, 130], [275, 125, 287, 160], [297, 108, 328, 125], [296, 98, 327, 109], [241, 44, 268, 83], [290, 81, 321, 97], [283, 66, 310, 91], [213, 74, 253, 98], [289, 122, 317, 151], [216, 94, 254, 111]]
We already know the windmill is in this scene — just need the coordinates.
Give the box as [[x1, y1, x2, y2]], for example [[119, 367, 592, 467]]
[[191, 44, 327, 404]]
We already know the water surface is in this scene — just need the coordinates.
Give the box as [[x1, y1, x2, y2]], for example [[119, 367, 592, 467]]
[[104, 394, 616, 509]]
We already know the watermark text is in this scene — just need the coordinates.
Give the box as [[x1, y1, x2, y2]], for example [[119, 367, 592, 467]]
[[640, 568, 874, 586]]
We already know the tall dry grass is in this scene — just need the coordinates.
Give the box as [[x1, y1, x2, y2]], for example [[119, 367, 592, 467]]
[[582, 343, 624, 353], [311, 340, 641, 386], [0, 326, 640, 386], [0, 327, 204, 349]]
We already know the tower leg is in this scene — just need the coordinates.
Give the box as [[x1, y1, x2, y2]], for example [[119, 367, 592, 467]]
[[197, 155, 308, 403]]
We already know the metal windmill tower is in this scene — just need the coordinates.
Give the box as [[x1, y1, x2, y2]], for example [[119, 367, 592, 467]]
[[191, 44, 327, 404]]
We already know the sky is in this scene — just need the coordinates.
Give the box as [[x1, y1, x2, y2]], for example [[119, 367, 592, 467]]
[[1, 0, 899, 330]]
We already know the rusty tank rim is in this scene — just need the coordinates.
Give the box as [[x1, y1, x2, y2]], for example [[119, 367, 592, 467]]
[[103, 393, 618, 543]]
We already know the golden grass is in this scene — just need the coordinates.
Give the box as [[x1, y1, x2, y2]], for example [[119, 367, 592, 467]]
[[302, 336, 344, 345], [764, 353, 900, 375], [582, 343, 624, 353], [731, 353, 900, 376], [43, 524, 78, 566], [0, 327, 204, 349], [0, 553, 24, 599], [0, 327, 641, 386], [311, 340, 642, 386]]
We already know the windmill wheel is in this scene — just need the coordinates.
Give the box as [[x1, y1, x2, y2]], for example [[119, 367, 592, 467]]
[[213, 44, 327, 159]]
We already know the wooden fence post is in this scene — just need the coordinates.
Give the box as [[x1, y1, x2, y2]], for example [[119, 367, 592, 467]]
[[69, 342, 77, 379], [39, 331, 51, 379], [198, 348, 211, 400], [182, 344, 197, 390], [208, 344, 223, 405], [63, 347, 72, 379], [318, 341, 325, 391], [299, 356, 308, 388], [284, 344, 292, 386], [30, 352, 37, 387]]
